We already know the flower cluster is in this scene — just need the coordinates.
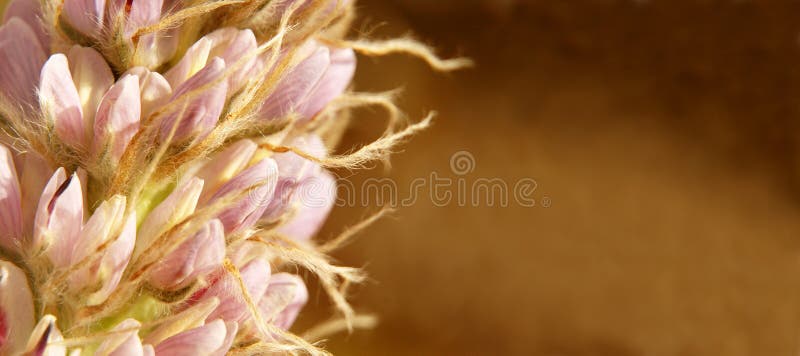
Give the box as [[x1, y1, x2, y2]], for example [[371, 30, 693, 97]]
[[0, 0, 465, 354]]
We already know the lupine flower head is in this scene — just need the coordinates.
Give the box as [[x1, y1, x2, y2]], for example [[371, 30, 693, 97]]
[[0, 0, 468, 354]]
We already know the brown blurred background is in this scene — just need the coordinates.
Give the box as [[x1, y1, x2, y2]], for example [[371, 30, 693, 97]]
[[305, 1, 800, 355]]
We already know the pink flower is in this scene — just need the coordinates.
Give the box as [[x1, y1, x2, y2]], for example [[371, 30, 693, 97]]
[[0, 0, 422, 352]]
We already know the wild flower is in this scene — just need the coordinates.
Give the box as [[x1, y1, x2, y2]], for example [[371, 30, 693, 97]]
[[0, 0, 468, 354]]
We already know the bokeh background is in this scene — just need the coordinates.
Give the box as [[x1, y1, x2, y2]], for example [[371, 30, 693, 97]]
[[307, 1, 800, 355]]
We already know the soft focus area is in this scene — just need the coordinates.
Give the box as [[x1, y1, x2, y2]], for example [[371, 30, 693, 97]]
[[310, 1, 800, 355]]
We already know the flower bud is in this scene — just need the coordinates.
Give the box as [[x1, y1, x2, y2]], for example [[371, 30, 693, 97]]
[[263, 135, 327, 222], [159, 58, 227, 144], [145, 298, 220, 346], [195, 258, 271, 323], [209, 158, 278, 233], [93, 74, 141, 161], [62, 0, 105, 38], [95, 319, 148, 356], [123, 66, 172, 118], [0, 17, 46, 105], [166, 28, 260, 93], [84, 211, 136, 306], [33, 169, 84, 266], [297, 46, 355, 120], [277, 170, 336, 241], [152, 319, 237, 355], [135, 177, 204, 260], [260, 42, 355, 123], [193, 139, 257, 204], [259, 43, 327, 120], [71, 195, 126, 265], [148, 219, 225, 291], [260, 273, 308, 330], [0, 260, 35, 354], [67, 45, 114, 130], [0, 145, 23, 253], [40, 54, 86, 149]]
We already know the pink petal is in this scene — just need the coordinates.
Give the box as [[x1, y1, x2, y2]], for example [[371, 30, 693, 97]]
[[0, 145, 22, 252], [153, 319, 234, 355], [160, 58, 227, 144], [2, 0, 47, 49], [117, 0, 163, 35], [149, 219, 225, 291], [40, 54, 86, 149], [205, 27, 260, 92], [135, 177, 203, 260], [33, 170, 84, 267], [144, 297, 220, 346], [62, 0, 105, 37], [17, 152, 52, 237], [164, 37, 213, 88], [94, 74, 141, 161], [86, 211, 136, 306], [95, 319, 145, 356], [67, 45, 114, 128], [277, 170, 336, 241], [123, 66, 172, 118], [297, 46, 356, 120], [210, 158, 278, 233], [260, 273, 308, 330], [259, 43, 329, 120], [193, 139, 257, 204], [71, 195, 126, 265], [0, 18, 46, 105], [263, 135, 326, 221], [0, 260, 35, 354], [198, 258, 271, 323], [23, 315, 65, 356]]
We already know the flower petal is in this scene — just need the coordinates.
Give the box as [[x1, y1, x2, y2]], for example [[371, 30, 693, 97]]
[[0, 18, 46, 105], [23, 315, 65, 356], [153, 319, 234, 355], [210, 158, 278, 233], [93, 74, 141, 161], [17, 152, 52, 236], [40, 54, 86, 149], [3, 0, 47, 49], [95, 319, 146, 356], [123, 66, 172, 118], [67, 45, 114, 129], [148, 219, 225, 291], [259, 43, 329, 120], [277, 170, 336, 241], [33, 170, 84, 267], [71, 195, 126, 265], [262, 135, 327, 222], [164, 37, 213, 89], [0, 145, 22, 252], [62, 0, 105, 37], [193, 139, 257, 204], [160, 57, 227, 144], [205, 27, 260, 92], [144, 297, 220, 346], [260, 273, 308, 330], [86, 211, 136, 306], [135, 177, 204, 260], [198, 257, 271, 323], [297, 46, 355, 120], [0, 260, 35, 354]]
